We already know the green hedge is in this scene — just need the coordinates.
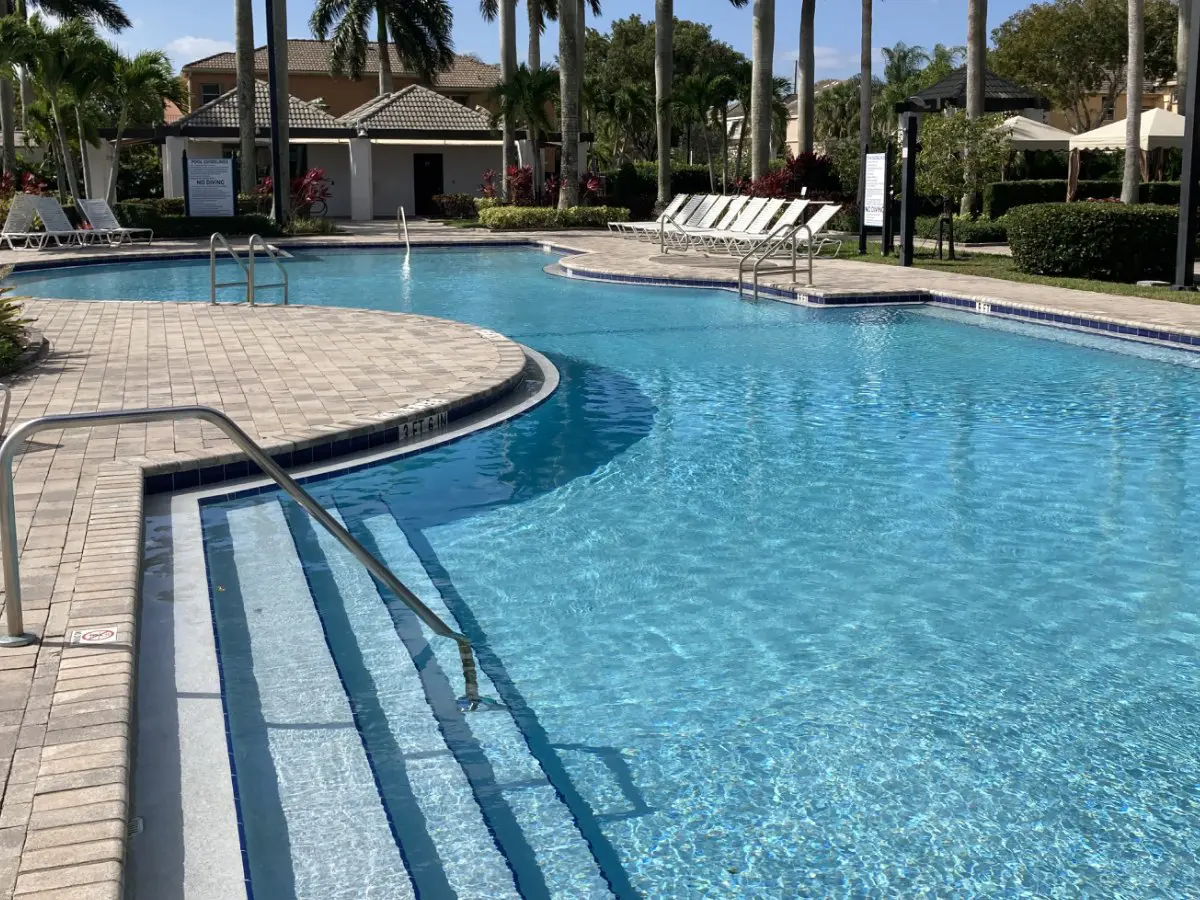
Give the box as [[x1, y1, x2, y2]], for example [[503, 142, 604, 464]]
[[605, 163, 714, 220], [915, 215, 1008, 244], [479, 205, 629, 230], [984, 180, 1182, 218], [432, 194, 478, 219], [1007, 203, 1177, 282], [114, 201, 280, 238]]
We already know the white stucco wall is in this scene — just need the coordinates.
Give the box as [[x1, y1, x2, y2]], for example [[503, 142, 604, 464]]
[[372, 144, 503, 216], [307, 143, 352, 218]]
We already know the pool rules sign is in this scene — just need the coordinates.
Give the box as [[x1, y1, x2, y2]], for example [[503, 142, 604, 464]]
[[185, 156, 236, 217], [862, 153, 887, 228]]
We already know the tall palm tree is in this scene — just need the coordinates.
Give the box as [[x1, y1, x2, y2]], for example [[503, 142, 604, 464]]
[[104, 49, 182, 204], [235, 0, 256, 193], [671, 72, 710, 172], [962, 0, 986, 215], [69, 35, 116, 198], [750, 0, 775, 179], [270, 0, 290, 220], [1, 0, 130, 178], [708, 72, 738, 191], [310, 0, 454, 94], [558, 0, 579, 209], [0, 11, 29, 174], [481, 0, 518, 198], [490, 63, 556, 198], [1179, 0, 1191, 110], [1124, 0, 1144, 204], [797, 0, 815, 155], [526, 0, 556, 71]]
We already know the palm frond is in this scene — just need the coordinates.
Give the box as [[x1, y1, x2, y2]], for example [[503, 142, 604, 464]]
[[30, 0, 131, 31]]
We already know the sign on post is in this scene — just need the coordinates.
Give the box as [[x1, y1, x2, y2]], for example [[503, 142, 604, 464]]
[[863, 153, 888, 228], [185, 157, 235, 217]]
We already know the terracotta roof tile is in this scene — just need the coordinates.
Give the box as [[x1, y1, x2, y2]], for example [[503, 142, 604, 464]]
[[339, 85, 493, 131], [175, 80, 343, 130], [183, 40, 500, 91]]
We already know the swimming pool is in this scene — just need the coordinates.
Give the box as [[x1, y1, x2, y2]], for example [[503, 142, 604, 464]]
[[113, 247, 1200, 896]]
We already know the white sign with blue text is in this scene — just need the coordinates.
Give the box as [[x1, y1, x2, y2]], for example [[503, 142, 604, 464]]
[[186, 157, 235, 217], [863, 153, 887, 228]]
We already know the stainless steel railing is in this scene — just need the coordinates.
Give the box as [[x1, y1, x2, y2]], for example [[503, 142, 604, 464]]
[[0, 406, 481, 707], [210, 233, 289, 306], [397, 206, 410, 254], [246, 235, 289, 306], [738, 219, 817, 299]]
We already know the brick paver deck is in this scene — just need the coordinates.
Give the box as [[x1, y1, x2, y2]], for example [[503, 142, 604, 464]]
[[0, 292, 526, 899]]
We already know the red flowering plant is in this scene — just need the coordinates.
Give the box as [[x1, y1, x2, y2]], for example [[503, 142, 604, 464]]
[[542, 173, 560, 204], [22, 172, 47, 195], [507, 165, 534, 206], [480, 168, 499, 198], [255, 168, 331, 216]]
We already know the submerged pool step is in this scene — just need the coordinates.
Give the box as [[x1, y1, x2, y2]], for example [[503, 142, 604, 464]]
[[220, 500, 415, 900], [358, 512, 617, 900]]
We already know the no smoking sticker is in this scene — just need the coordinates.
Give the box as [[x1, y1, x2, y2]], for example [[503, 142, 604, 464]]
[[71, 628, 117, 645]]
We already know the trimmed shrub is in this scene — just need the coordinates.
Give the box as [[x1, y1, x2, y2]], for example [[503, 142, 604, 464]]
[[286, 216, 339, 236], [479, 205, 629, 230], [432, 194, 478, 219], [114, 201, 280, 238], [916, 215, 1008, 244], [984, 180, 1183, 218], [1007, 202, 1177, 282], [474, 197, 502, 213], [0, 268, 30, 376]]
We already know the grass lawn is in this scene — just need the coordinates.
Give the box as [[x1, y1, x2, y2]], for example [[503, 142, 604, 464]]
[[433, 219, 487, 229], [850, 245, 1200, 304]]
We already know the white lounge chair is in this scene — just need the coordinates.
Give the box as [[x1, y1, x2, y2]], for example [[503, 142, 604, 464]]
[[663, 197, 770, 251], [609, 193, 690, 237], [683, 198, 788, 253], [787, 203, 844, 257], [628, 194, 717, 242], [721, 199, 812, 254], [78, 199, 153, 245], [28, 195, 96, 247], [1, 194, 40, 250]]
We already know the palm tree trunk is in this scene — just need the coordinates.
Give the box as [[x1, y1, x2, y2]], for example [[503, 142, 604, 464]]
[[75, 107, 91, 198], [962, 0, 986, 216], [50, 102, 81, 204], [860, 0, 872, 159], [0, 77, 15, 176], [735, 118, 747, 181], [271, 0, 291, 219], [575, 0, 585, 130], [377, 9, 393, 95], [236, 0, 257, 193], [655, 0, 673, 207], [558, 0, 580, 209], [500, 0, 517, 200], [721, 108, 729, 192], [798, 0, 815, 155], [1180, 0, 1192, 111], [15, 0, 31, 134], [527, 0, 541, 71], [105, 115, 126, 206], [702, 118, 716, 191], [750, 0, 775, 180], [1123, 0, 1144, 204]]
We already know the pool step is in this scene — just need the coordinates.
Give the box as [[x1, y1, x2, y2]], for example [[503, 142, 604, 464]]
[[358, 512, 616, 900], [219, 500, 415, 900]]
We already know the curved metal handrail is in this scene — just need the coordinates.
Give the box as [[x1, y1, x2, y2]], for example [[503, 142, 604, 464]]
[[209, 232, 249, 304], [0, 406, 480, 706], [397, 206, 410, 254], [246, 235, 289, 306], [738, 218, 812, 299]]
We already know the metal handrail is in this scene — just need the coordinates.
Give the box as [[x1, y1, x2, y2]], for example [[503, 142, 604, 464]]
[[737, 218, 818, 300], [397, 206, 410, 254], [210, 232, 249, 304], [0, 406, 481, 707], [0, 385, 10, 439], [246, 235, 289, 306]]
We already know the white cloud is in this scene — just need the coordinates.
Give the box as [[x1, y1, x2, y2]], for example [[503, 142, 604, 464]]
[[166, 36, 235, 69], [778, 46, 888, 81]]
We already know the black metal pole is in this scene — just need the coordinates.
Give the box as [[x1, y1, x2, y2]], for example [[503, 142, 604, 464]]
[[899, 113, 919, 267], [858, 141, 868, 255], [883, 141, 895, 255], [181, 150, 190, 215], [1175, 0, 1200, 289], [264, 0, 285, 227]]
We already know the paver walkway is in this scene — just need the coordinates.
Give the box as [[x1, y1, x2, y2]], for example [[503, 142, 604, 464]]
[[0, 296, 526, 900]]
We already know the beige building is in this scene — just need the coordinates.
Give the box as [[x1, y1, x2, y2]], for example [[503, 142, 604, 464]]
[[1046, 81, 1174, 133], [180, 40, 501, 119]]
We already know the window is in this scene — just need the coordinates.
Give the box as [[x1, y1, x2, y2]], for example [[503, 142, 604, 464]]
[[200, 83, 222, 105], [450, 94, 470, 106]]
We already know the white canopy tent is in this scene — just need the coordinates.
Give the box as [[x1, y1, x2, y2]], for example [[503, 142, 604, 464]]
[[1069, 107, 1186, 151], [1003, 115, 1073, 151]]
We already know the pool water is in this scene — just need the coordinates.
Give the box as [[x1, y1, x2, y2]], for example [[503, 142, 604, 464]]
[[150, 248, 1200, 897]]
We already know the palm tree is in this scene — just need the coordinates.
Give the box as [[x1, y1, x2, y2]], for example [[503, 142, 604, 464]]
[[597, 83, 653, 166], [490, 63, 556, 198], [1124, 0, 1144, 204], [481, 0, 518, 199], [797, 0, 815, 155], [0, 12, 30, 173], [750, 0, 775, 179], [310, 0, 454, 95], [708, 72, 738, 191], [270, 0, 290, 220], [526, 0, 556, 71], [963, 0, 987, 215], [672, 72, 713, 182], [1180, 0, 1191, 110], [881, 43, 929, 86], [1, 0, 131, 178], [104, 50, 182, 204], [236, 0, 256, 193], [69, 34, 116, 198], [860, 0, 872, 163], [558, 0, 579, 208]]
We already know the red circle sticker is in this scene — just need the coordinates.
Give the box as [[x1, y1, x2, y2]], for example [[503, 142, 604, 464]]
[[80, 629, 115, 643]]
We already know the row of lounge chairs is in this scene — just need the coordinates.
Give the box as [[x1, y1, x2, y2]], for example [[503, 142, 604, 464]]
[[609, 193, 843, 257], [1, 193, 153, 251]]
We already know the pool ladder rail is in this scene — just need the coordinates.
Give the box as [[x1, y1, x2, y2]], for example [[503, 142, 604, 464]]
[[0, 405, 482, 709], [209, 232, 291, 306], [397, 206, 410, 254]]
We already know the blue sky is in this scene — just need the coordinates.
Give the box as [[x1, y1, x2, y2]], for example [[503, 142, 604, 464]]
[[108, 0, 1034, 78]]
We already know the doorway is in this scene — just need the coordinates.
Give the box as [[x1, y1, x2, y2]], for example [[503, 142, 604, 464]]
[[413, 154, 444, 216]]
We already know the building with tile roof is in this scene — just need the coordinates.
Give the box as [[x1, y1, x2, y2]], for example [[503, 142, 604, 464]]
[[180, 40, 500, 119], [339, 85, 494, 134]]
